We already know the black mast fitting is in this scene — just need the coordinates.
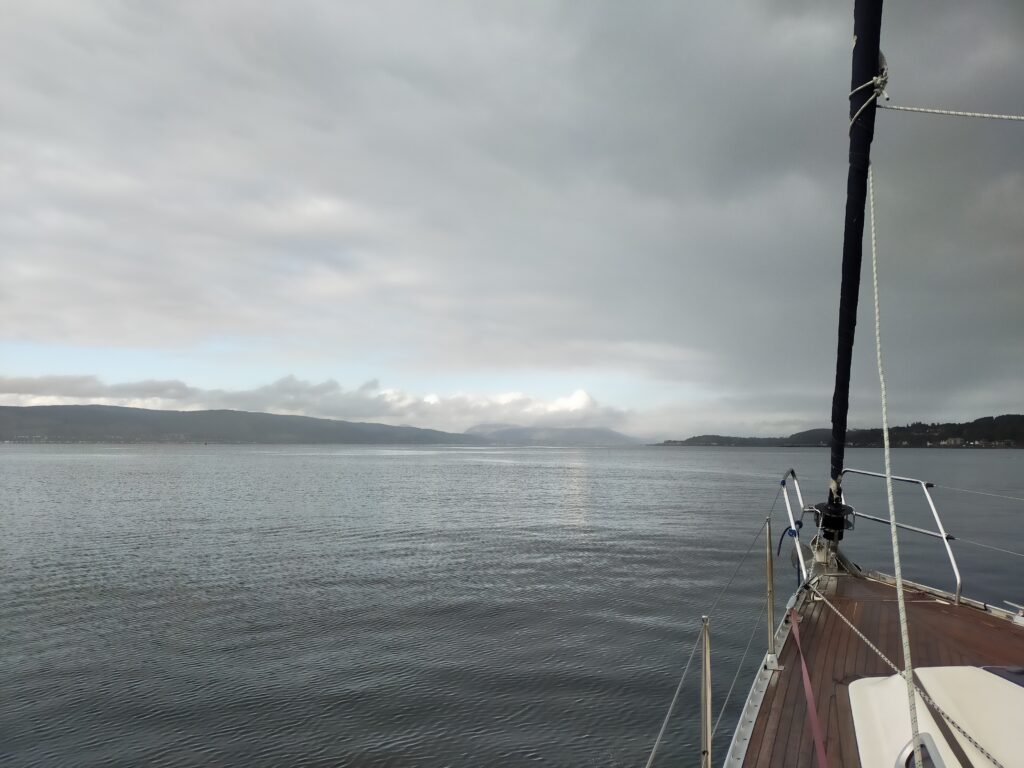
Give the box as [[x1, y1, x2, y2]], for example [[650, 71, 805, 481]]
[[821, 0, 885, 543]]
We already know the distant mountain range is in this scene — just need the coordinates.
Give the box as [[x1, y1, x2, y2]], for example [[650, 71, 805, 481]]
[[465, 423, 637, 446], [0, 405, 482, 445], [0, 405, 636, 446], [10, 405, 1016, 448], [658, 415, 1024, 448]]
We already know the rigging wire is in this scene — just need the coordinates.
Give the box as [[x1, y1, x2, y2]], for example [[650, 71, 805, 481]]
[[878, 103, 1024, 122], [950, 535, 1024, 560], [934, 485, 1024, 505], [644, 496, 777, 768], [711, 595, 769, 738], [712, 501, 774, 622], [868, 166, 924, 768], [900, 482, 1024, 555], [643, 625, 702, 768], [809, 585, 1007, 768]]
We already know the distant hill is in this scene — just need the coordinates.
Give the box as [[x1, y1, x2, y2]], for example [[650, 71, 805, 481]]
[[658, 415, 1024, 448], [464, 423, 520, 435], [0, 405, 486, 445], [466, 423, 638, 446]]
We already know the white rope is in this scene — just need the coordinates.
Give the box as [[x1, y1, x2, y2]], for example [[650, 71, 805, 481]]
[[849, 78, 880, 99], [879, 103, 1024, 122], [849, 67, 890, 133], [868, 166, 923, 768], [809, 585, 1006, 768], [847, 94, 880, 133]]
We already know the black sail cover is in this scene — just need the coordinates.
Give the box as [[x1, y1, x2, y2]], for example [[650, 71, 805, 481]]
[[824, 0, 885, 537]]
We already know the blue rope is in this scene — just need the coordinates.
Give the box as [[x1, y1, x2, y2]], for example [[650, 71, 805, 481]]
[[777, 520, 803, 586]]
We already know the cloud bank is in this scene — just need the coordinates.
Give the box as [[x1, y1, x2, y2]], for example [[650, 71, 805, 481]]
[[1, 2, 1021, 437], [0, 375, 632, 435]]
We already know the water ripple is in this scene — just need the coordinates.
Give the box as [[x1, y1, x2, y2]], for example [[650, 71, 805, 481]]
[[2, 444, 1019, 766]]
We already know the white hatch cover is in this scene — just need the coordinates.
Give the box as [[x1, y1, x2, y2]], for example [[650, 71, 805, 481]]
[[849, 666, 1022, 767]]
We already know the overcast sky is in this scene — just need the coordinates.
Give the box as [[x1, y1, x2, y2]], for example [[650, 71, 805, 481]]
[[1, 1, 1021, 439]]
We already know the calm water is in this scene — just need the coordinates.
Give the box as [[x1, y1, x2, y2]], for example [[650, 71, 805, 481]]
[[2, 445, 1022, 766]]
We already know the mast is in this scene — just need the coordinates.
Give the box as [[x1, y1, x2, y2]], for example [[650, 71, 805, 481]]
[[820, 0, 885, 541]]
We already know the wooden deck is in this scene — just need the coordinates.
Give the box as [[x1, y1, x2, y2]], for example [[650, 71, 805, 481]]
[[740, 572, 1024, 767]]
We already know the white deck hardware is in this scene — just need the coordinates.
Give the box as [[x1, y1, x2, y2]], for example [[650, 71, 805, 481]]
[[842, 468, 962, 603], [850, 666, 1022, 768]]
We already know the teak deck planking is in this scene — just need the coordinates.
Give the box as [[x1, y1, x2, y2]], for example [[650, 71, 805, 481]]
[[741, 574, 1024, 767]]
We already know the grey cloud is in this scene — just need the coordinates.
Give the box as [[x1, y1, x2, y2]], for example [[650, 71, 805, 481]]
[[1, 2, 1021, 434], [0, 375, 199, 400]]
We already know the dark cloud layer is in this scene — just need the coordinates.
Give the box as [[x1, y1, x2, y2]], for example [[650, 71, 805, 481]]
[[1, 2, 1021, 435]]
